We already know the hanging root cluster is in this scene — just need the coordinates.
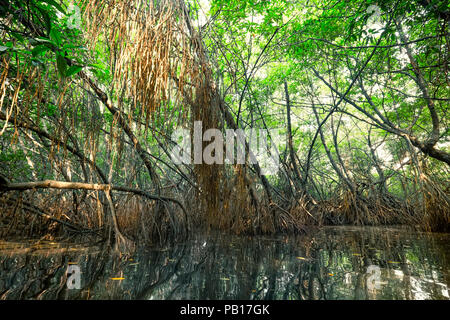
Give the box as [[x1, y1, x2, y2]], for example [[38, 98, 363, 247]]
[[81, 0, 195, 125], [186, 28, 298, 235]]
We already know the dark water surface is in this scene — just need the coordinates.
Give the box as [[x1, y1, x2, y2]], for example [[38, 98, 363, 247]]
[[0, 226, 449, 299]]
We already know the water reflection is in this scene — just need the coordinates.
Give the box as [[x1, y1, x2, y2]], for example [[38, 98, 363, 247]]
[[0, 226, 449, 300]]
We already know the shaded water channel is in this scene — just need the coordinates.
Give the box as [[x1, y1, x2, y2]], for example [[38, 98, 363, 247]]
[[0, 226, 449, 300]]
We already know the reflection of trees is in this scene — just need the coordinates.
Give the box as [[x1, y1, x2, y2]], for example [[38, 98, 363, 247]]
[[0, 227, 448, 299]]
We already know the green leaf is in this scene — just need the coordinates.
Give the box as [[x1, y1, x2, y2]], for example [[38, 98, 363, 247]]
[[89, 63, 107, 70], [56, 54, 67, 77], [43, 11, 52, 35], [32, 37, 55, 47], [32, 45, 51, 57], [11, 31, 24, 42], [47, 103, 57, 116], [35, 5, 52, 35], [0, 46, 8, 52], [50, 28, 62, 47], [62, 44, 85, 50], [41, 0, 66, 14], [66, 65, 83, 77]]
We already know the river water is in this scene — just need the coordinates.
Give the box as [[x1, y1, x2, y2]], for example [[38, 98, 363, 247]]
[[0, 226, 449, 299]]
